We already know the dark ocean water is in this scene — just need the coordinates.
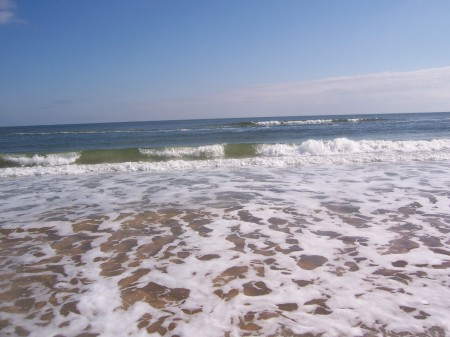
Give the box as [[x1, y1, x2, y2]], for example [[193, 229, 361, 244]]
[[1, 112, 449, 175]]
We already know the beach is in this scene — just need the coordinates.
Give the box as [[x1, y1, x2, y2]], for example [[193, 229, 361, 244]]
[[1, 160, 449, 336], [3, 1, 450, 335]]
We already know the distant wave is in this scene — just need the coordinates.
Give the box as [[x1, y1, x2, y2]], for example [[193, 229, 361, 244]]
[[11, 127, 222, 136], [15, 130, 144, 136], [6, 118, 379, 137], [252, 118, 378, 127], [1, 138, 450, 176], [14, 129, 175, 136]]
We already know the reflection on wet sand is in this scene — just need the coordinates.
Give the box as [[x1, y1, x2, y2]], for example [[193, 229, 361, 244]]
[[1, 163, 449, 336]]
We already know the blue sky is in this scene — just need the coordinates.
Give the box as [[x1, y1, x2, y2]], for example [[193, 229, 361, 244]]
[[1, 0, 450, 126]]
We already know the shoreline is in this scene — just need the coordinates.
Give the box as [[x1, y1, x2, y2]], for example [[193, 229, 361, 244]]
[[1, 162, 449, 336]]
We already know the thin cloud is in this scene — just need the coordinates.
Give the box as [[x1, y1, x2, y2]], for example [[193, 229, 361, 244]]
[[216, 67, 450, 104], [137, 66, 450, 119], [0, 0, 25, 25]]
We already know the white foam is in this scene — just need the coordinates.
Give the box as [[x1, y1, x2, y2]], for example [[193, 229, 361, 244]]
[[254, 119, 334, 126], [1, 162, 450, 336], [253, 118, 375, 127], [2, 152, 80, 167], [257, 138, 450, 156], [2, 138, 450, 177], [1, 150, 450, 177], [139, 144, 225, 158]]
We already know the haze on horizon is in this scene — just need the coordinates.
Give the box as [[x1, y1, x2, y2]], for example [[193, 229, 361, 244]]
[[1, 0, 450, 127]]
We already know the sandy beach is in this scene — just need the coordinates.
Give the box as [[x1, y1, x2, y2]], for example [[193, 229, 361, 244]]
[[1, 162, 449, 336], [3, 0, 450, 335]]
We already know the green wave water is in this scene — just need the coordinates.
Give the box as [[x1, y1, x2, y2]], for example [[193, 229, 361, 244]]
[[3, 137, 450, 169], [0, 144, 261, 168], [1, 113, 450, 172], [77, 148, 143, 164]]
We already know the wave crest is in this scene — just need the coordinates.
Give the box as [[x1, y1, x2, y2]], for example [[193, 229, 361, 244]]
[[1, 152, 80, 167], [2, 138, 450, 176], [257, 138, 450, 156], [253, 118, 377, 127], [139, 144, 225, 159]]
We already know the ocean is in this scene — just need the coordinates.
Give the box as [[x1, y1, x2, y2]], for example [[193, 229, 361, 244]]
[[1, 112, 449, 336], [1, 112, 450, 175]]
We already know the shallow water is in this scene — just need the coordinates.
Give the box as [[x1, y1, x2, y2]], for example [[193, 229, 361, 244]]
[[1, 161, 449, 337]]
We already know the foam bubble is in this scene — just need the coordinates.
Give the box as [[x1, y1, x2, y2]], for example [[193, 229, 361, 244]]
[[257, 138, 450, 156], [254, 119, 334, 126], [1, 162, 449, 336], [2, 152, 80, 167], [253, 118, 377, 127], [2, 138, 450, 177], [139, 144, 225, 158]]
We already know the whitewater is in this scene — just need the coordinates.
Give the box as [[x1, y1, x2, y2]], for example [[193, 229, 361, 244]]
[[1, 112, 449, 337]]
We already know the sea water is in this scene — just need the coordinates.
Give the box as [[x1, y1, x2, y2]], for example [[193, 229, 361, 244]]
[[0, 112, 449, 336], [1, 112, 450, 175]]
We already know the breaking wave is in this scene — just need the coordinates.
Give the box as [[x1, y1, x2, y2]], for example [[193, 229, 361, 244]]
[[252, 118, 378, 127], [140, 145, 225, 159], [0, 152, 80, 168], [1, 138, 449, 176]]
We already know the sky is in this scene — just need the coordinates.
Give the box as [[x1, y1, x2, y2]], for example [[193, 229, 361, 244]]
[[1, 0, 450, 126]]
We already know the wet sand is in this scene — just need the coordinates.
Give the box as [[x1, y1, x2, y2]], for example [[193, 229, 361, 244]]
[[1, 162, 449, 336]]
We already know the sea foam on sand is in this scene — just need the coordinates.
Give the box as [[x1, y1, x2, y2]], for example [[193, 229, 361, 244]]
[[0, 161, 449, 337]]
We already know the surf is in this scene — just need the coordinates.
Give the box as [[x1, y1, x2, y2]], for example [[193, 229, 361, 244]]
[[2, 137, 450, 177]]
